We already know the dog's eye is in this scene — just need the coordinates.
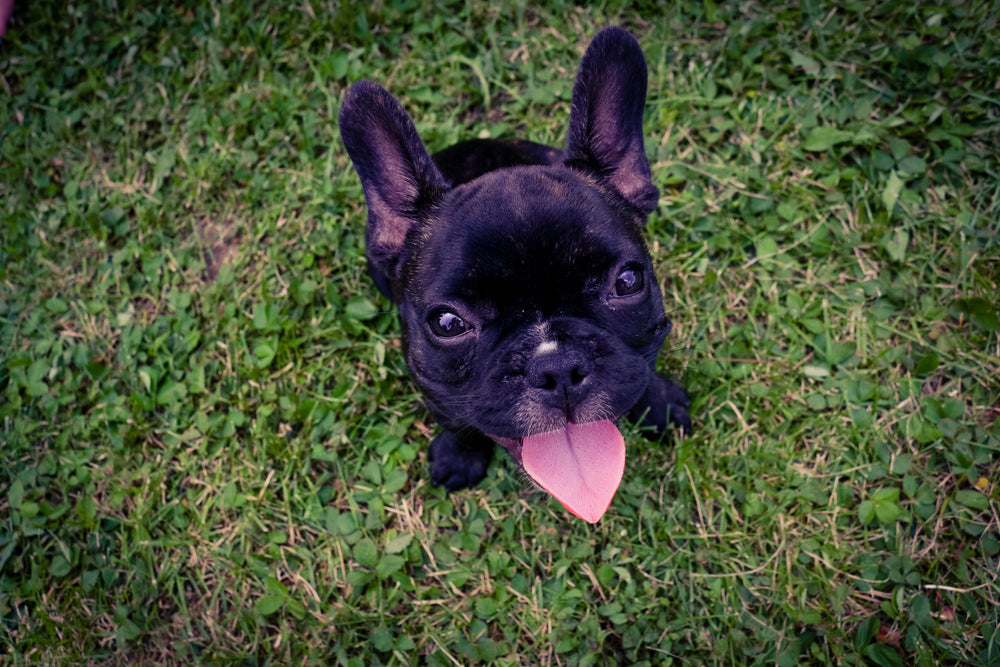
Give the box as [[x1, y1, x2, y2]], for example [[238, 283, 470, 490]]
[[614, 264, 644, 297], [428, 309, 470, 338]]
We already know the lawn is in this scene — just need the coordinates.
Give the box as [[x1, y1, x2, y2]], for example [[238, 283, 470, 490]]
[[1, 1, 998, 665]]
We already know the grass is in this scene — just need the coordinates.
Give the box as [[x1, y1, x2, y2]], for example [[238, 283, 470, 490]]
[[1, 0, 998, 664]]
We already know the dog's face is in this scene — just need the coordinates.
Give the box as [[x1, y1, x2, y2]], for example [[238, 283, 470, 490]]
[[340, 28, 687, 522], [399, 166, 669, 439]]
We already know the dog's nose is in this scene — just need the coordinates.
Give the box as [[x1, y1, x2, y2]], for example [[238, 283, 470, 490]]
[[528, 352, 592, 394]]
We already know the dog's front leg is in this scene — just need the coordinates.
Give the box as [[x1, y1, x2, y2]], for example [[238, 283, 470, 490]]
[[628, 373, 692, 436], [428, 429, 495, 491]]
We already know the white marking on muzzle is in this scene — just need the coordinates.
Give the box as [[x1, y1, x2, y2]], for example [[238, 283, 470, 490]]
[[536, 340, 558, 355]]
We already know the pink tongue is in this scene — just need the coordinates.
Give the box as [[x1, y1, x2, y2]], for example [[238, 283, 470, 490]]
[[521, 420, 625, 523]]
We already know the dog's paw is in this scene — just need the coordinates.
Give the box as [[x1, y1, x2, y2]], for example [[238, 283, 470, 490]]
[[628, 373, 692, 437], [428, 430, 495, 491]]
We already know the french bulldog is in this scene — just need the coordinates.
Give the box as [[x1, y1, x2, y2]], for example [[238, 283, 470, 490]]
[[338, 27, 690, 523]]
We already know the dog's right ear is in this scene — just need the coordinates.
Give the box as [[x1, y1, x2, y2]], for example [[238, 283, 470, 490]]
[[339, 81, 448, 300], [564, 27, 659, 225]]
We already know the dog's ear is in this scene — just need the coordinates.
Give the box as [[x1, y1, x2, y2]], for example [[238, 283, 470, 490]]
[[565, 27, 659, 224], [339, 81, 448, 299]]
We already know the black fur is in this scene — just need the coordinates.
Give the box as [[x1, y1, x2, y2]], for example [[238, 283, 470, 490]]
[[339, 27, 690, 492]]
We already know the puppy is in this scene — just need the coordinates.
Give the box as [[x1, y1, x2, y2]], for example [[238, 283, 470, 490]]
[[339, 27, 690, 522]]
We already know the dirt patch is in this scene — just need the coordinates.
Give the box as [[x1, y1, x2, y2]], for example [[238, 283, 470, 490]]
[[196, 216, 242, 282]]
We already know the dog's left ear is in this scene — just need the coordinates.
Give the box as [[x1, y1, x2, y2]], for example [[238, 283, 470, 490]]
[[565, 27, 659, 224], [339, 80, 449, 300]]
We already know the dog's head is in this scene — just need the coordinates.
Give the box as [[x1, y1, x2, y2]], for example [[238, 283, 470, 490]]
[[340, 28, 671, 521]]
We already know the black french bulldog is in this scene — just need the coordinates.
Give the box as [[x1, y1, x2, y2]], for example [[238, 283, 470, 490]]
[[338, 27, 690, 522]]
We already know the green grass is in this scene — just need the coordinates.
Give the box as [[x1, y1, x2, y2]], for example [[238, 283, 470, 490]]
[[2, 1, 999, 665]]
